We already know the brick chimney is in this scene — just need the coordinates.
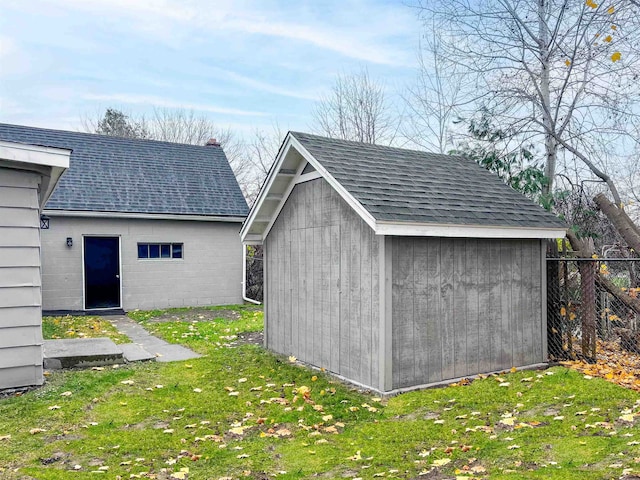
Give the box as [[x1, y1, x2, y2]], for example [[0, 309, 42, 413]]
[[206, 138, 221, 147]]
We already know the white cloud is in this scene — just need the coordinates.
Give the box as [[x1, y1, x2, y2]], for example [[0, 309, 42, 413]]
[[0, 36, 16, 57], [82, 93, 268, 117], [220, 16, 412, 67], [37, 0, 417, 66], [204, 67, 320, 101]]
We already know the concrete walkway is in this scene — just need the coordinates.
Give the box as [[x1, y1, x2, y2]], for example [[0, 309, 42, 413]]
[[107, 315, 201, 363], [44, 315, 200, 369]]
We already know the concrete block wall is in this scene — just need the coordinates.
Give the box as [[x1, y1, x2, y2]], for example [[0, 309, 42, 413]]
[[41, 216, 244, 311]]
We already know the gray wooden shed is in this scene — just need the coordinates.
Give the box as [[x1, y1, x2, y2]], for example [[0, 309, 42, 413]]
[[241, 132, 566, 394], [0, 140, 70, 389]]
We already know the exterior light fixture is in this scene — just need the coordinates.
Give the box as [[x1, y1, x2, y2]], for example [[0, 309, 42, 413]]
[[66, 237, 73, 247], [40, 215, 50, 229]]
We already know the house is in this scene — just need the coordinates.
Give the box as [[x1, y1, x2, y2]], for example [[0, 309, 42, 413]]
[[0, 124, 248, 313], [241, 132, 566, 394], [0, 140, 70, 389]]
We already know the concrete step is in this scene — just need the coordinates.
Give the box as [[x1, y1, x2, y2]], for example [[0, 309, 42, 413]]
[[119, 343, 157, 363], [44, 338, 124, 370], [43, 316, 202, 370]]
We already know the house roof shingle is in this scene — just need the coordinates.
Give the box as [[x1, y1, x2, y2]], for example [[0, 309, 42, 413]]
[[0, 123, 248, 218], [291, 131, 565, 229]]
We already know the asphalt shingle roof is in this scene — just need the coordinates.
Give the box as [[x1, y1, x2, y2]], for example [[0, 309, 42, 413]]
[[0, 123, 248, 217], [291, 132, 565, 229]]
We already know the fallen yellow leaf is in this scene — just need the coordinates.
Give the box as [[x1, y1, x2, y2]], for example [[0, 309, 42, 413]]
[[620, 414, 635, 423]]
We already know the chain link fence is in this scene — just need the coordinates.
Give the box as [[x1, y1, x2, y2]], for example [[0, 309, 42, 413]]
[[547, 243, 640, 363], [245, 245, 264, 303]]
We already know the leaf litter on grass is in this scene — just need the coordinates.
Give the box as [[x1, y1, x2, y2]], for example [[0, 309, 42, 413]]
[[562, 339, 640, 392]]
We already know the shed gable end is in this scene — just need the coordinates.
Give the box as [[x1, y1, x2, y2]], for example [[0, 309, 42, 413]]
[[265, 177, 381, 388]]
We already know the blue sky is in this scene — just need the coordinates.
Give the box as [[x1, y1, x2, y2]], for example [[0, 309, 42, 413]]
[[0, 0, 423, 136]]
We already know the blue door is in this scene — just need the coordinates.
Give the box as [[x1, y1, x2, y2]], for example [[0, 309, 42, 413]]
[[84, 237, 120, 309]]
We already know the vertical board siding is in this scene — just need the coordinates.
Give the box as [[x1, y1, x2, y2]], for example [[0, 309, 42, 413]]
[[265, 178, 380, 388], [439, 241, 455, 380], [452, 239, 467, 378], [392, 237, 545, 389], [0, 168, 44, 389], [477, 240, 493, 374]]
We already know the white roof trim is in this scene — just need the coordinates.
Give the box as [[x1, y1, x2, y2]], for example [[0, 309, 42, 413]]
[[375, 221, 566, 239], [0, 140, 71, 169], [295, 171, 322, 184], [262, 159, 307, 239], [0, 140, 71, 207], [240, 135, 294, 241], [43, 210, 245, 223]]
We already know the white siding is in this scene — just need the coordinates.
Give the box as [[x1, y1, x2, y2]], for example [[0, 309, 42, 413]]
[[0, 168, 44, 389], [41, 216, 244, 311]]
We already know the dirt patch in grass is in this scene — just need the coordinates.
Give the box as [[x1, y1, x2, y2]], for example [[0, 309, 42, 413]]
[[39, 452, 69, 466], [143, 308, 244, 323], [236, 331, 264, 345]]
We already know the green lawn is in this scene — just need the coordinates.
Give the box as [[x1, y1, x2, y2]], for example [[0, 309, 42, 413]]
[[2, 306, 640, 479]]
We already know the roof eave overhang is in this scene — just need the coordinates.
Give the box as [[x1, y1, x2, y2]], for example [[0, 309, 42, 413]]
[[375, 221, 567, 239], [43, 210, 246, 223], [0, 140, 71, 207]]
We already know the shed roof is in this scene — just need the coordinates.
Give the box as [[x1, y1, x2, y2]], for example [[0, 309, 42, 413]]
[[0, 123, 248, 220], [241, 132, 566, 242]]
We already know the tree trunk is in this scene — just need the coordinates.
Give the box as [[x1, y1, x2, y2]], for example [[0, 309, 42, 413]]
[[565, 231, 597, 361], [538, 0, 556, 197], [595, 274, 640, 316], [566, 230, 588, 256], [594, 193, 640, 252]]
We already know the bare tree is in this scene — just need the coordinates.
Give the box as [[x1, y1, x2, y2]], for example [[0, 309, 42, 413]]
[[144, 108, 224, 146], [403, 20, 471, 153], [312, 69, 398, 144], [417, 0, 640, 205], [84, 107, 259, 201], [239, 125, 285, 205]]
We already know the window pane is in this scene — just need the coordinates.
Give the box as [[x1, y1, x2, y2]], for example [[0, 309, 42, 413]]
[[137, 244, 149, 259], [161, 244, 171, 258], [149, 244, 160, 258], [172, 243, 183, 258]]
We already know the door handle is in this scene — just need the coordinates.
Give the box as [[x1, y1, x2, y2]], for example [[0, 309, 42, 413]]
[[116, 275, 120, 279]]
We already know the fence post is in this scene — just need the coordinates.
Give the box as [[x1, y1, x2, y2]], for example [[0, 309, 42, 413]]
[[579, 241, 597, 362]]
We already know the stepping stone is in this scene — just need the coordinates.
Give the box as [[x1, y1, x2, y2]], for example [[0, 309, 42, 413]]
[[44, 338, 124, 370], [119, 343, 156, 363]]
